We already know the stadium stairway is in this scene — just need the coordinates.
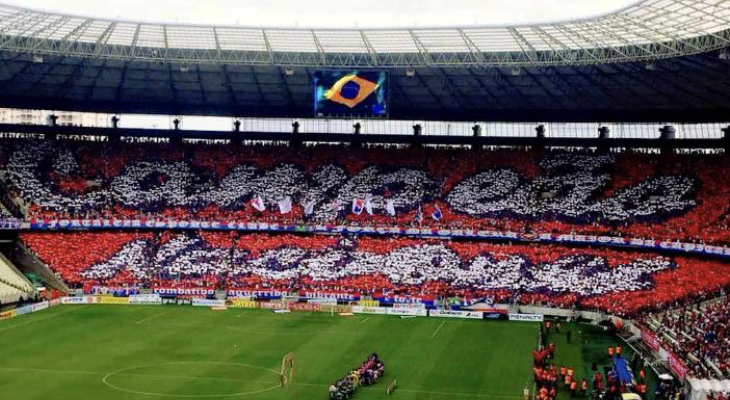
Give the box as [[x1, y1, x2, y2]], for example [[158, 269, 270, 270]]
[[0, 170, 27, 219], [0, 250, 36, 304], [0, 234, 69, 295]]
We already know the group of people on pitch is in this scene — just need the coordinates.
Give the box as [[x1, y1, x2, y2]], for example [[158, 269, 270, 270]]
[[328, 353, 385, 400], [532, 322, 589, 400], [532, 346, 588, 400]]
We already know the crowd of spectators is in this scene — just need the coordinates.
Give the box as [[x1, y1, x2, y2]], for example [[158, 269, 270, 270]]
[[20, 231, 730, 316], [0, 203, 11, 217], [4, 140, 730, 245], [641, 297, 730, 380], [709, 393, 729, 400]]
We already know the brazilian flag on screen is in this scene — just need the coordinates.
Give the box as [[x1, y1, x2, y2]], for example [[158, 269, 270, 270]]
[[314, 71, 389, 117]]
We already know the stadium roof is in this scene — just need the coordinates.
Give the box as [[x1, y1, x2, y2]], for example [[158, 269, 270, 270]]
[[1, 0, 640, 30], [1, 0, 729, 67], [0, 0, 728, 122]]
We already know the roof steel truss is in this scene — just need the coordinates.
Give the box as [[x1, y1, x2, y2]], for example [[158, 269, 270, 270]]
[[0, 0, 727, 68]]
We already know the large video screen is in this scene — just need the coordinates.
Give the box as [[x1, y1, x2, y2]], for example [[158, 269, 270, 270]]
[[314, 71, 388, 118]]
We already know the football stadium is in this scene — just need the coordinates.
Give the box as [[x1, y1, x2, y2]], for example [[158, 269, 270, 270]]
[[0, 0, 730, 399]]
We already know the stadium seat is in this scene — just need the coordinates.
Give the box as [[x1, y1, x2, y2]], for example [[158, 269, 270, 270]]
[[0, 253, 34, 304]]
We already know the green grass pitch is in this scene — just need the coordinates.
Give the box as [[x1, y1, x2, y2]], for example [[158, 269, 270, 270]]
[[0, 305, 615, 400]]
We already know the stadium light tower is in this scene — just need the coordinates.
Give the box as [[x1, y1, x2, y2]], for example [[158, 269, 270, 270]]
[[659, 125, 676, 140], [291, 121, 302, 147], [535, 124, 546, 139], [472, 124, 483, 151], [598, 126, 611, 153], [411, 124, 423, 149], [722, 125, 730, 153], [352, 122, 362, 148], [659, 125, 676, 156]]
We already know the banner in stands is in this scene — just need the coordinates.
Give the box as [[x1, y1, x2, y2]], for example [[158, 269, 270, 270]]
[[352, 306, 389, 315], [508, 313, 544, 322], [668, 352, 689, 380], [320, 304, 353, 314], [298, 290, 360, 302], [62, 296, 96, 304], [192, 298, 226, 307], [227, 299, 258, 309], [15, 301, 49, 315], [161, 298, 193, 306], [129, 294, 162, 305], [430, 310, 484, 319], [154, 287, 216, 298], [393, 303, 426, 309], [97, 296, 130, 305], [0, 219, 26, 230], [387, 307, 429, 317], [373, 292, 435, 306], [641, 329, 661, 351], [0, 301, 50, 321], [92, 286, 140, 296], [0, 309, 17, 320], [227, 289, 287, 300], [287, 302, 322, 312], [468, 306, 507, 314], [307, 298, 338, 305], [15, 218, 730, 259]]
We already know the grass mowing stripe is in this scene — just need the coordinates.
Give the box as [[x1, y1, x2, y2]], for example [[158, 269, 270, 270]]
[[431, 320, 447, 338], [135, 309, 176, 324]]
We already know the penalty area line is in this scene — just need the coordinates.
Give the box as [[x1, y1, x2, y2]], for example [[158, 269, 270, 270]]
[[431, 321, 446, 338]]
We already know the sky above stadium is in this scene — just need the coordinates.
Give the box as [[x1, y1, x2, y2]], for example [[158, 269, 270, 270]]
[[9, 0, 639, 28]]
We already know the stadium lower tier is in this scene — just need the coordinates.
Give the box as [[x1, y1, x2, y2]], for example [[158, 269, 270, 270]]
[[20, 231, 730, 315], [4, 140, 730, 245], [640, 298, 730, 380]]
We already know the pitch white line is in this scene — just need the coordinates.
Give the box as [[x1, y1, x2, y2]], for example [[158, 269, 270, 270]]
[[431, 320, 447, 338], [136, 309, 176, 325], [360, 317, 370, 323], [0, 306, 84, 333], [236, 313, 247, 318]]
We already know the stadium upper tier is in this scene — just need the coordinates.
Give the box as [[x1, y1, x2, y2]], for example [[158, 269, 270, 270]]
[[1, 0, 729, 67], [3, 140, 730, 246]]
